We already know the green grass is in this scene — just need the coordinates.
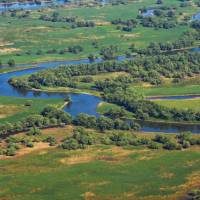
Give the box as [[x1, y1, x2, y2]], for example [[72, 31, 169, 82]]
[[154, 99, 200, 112], [97, 102, 134, 117], [0, 96, 64, 124], [0, 0, 198, 64], [97, 102, 121, 114], [131, 85, 200, 97], [38, 86, 101, 96], [0, 65, 37, 74], [0, 145, 200, 200]]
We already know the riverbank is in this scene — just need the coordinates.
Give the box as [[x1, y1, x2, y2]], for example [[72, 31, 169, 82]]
[[0, 65, 38, 74], [96, 101, 200, 133], [32, 86, 101, 97]]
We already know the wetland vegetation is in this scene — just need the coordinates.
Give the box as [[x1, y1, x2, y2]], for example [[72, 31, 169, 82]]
[[0, 0, 200, 199]]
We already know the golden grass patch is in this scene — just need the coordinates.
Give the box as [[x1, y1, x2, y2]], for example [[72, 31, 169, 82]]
[[60, 154, 95, 165], [121, 33, 140, 38], [95, 21, 110, 26], [59, 146, 147, 165], [0, 142, 52, 160], [0, 40, 14, 47], [82, 192, 96, 200], [42, 125, 74, 141], [0, 105, 23, 119], [0, 48, 20, 54]]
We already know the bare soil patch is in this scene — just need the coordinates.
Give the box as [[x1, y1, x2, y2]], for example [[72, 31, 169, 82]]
[[0, 48, 20, 54], [0, 142, 52, 160]]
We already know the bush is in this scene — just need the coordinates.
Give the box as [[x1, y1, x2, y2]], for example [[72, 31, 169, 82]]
[[148, 142, 161, 149], [26, 142, 34, 148], [27, 127, 41, 136], [6, 147, 17, 156], [61, 138, 79, 150], [182, 141, 191, 149], [163, 141, 179, 150]]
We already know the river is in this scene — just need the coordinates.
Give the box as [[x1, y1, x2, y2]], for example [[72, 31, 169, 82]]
[[0, 2, 199, 133], [0, 56, 200, 133]]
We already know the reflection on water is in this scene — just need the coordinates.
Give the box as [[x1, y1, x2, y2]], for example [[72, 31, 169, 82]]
[[136, 120, 200, 134], [0, 55, 199, 133]]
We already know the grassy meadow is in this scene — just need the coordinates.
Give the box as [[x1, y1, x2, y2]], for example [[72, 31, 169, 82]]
[[0, 126, 200, 200], [0, 96, 64, 124], [131, 85, 200, 96], [154, 99, 200, 112], [0, 1, 199, 199], [0, 0, 198, 64]]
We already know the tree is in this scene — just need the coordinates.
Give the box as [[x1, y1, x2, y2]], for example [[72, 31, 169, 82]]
[[88, 54, 96, 62], [27, 127, 41, 136], [7, 59, 15, 67], [97, 116, 114, 132]]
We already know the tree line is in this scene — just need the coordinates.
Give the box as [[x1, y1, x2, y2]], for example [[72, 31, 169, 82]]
[[103, 89, 200, 122], [61, 128, 200, 151], [39, 12, 95, 29], [0, 106, 140, 138], [9, 51, 200, 90]]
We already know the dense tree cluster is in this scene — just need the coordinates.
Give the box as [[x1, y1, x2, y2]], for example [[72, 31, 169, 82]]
[[39, 12, 95, 28], [138, 6, 178, 29], [1, 127, 200, 156], [104, 90, 200, 122], [73, 113, 140, 132], [140, 16, 177, 29], [9, 51, 200, 90], [0, 106, 140, 138], [61, 129, 200, 151], [134, 30, 200, 55], [100, 45, 119, 60], [111, 18, 138, 32]]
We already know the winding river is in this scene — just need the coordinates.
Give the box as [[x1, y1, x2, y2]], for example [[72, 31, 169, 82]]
[[0, 56, 200, 134], [0, 2, 199, 133]]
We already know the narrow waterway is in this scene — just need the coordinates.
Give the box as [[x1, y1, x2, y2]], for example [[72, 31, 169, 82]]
[[0, 56, 199, 133]]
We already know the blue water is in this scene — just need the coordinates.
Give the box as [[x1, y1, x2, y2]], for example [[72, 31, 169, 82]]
[[191, 47, 200, 52], [0, 0, 67, 13], [0, 0, 108, 13], [141, 8, 154, 17], [0, 57, 127, 117], [138, 120, 200, 134], [0, 58, 104, 118], [192, 12, 200, 21], [0, 56, 199, 133]]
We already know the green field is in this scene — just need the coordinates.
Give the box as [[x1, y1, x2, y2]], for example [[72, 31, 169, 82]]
[[0, 65, 37, 74], [154, 99, 200, 112], [0, 1, 200, 199], [0, 96, 64, 124], [132, 85, 200, 97], [0, 140, 200, 200], [0, 0, 198, 64]]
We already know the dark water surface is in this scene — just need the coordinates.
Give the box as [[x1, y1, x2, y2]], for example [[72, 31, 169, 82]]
[[0, 56, 199, 133]]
